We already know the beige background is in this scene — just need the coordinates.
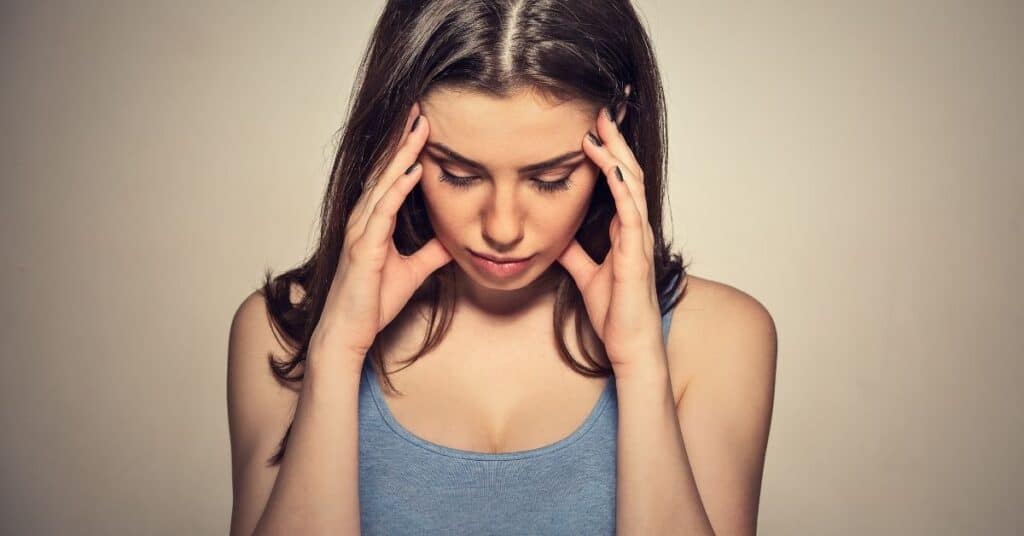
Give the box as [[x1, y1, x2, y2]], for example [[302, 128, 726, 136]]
[[2, 1, 1021, 534]]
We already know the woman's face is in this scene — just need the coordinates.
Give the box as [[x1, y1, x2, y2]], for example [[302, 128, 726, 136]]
[[416, 86, 604, 297]]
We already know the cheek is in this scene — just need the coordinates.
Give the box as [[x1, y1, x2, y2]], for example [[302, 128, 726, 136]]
[[547, 202, 588, 240], [419, 176, 466, 237], [536, 183, 598, 240]]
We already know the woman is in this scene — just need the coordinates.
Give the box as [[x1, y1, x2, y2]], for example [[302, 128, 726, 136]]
[[227, 1, 777, 534]]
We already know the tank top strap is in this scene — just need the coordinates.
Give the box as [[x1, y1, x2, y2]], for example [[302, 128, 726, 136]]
[[661, 272, 684, 341], [350, 277, 697, 533]]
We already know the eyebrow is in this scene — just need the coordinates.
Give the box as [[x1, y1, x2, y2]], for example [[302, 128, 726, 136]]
[[424, 141, 585, 174]]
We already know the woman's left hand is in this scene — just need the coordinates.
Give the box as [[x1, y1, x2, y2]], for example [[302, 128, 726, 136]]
[[556, 105, 664, 377]]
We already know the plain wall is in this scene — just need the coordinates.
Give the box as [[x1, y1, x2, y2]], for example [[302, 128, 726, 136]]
[[1, 1, 1021, 534]]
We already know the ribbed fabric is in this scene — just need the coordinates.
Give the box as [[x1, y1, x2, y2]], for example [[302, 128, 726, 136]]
[[356, 294, 678, 535]]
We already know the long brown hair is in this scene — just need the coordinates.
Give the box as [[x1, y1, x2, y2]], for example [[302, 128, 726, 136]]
[[259, 0, 690, 465]]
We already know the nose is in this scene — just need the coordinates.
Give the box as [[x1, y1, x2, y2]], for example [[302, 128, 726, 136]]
[[480, 180, 524, 251]]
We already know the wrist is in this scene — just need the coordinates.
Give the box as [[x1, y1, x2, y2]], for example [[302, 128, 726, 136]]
[[610, 347, 670, 385], [306, 337, 368, 383]]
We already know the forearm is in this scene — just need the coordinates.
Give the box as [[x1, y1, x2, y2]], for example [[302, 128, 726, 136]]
[[253, 338, 364, 535], [615, 353, 714, 535]]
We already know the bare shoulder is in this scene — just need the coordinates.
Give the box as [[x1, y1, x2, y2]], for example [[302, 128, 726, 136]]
[[664, 275, 777, 534], [227, 284, 306, 460], [227, 283, 313, 535], [665, 274, 777, 403]]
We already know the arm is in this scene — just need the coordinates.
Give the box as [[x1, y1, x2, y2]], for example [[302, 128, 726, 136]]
[[614, 351, 715, 535], [227, 291, 365, 535], [614, 291, 777, 535]]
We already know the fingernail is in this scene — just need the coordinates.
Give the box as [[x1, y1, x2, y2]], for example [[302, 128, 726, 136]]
[[410, 115, 421, 133], [614, 165, 624, 182], [586, 132, 602, 147]]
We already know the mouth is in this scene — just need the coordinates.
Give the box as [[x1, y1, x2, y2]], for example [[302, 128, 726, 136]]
[[468, 249, 536, 278], [469, 250, 535, 263]]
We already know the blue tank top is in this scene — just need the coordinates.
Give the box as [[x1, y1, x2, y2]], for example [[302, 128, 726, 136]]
[[356, 295, 678, 535]]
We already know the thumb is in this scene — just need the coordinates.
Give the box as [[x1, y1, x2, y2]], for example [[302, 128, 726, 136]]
[[408, 238, 453, 284], [557, 239, 598, 288]]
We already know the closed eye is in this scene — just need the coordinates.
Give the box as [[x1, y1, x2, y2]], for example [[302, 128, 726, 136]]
[[438, 168, 573, 194]]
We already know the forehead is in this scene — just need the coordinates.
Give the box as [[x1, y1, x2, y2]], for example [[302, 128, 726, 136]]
[[419, 87, 597, 168]]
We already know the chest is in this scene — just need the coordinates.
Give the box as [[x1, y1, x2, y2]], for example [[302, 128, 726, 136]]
[[358, 351, 620, 533], [373, 332, 612, 455], [371, 310, 690, 456]]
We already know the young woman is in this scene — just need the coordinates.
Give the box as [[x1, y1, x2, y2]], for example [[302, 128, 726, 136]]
[[227, 1, 777, 534]]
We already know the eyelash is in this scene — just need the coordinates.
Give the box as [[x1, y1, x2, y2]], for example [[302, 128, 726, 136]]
[[438, 169, 573, 194]]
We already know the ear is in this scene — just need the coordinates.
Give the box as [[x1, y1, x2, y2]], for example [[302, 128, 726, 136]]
[[613, 84, 632, 125]]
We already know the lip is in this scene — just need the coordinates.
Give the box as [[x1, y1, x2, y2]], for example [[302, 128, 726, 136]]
[[468, 250, 535, 278], [469, 250, 534, 263]]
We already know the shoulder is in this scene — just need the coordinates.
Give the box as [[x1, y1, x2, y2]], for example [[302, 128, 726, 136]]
[[227, 284, 307, 453], [226, 285, 309, 535], [229, 282, 307, 366], [663, 275, 777, 534], [664, 274, 777, 404]]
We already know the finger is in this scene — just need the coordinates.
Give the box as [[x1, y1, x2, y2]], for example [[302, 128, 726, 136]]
[[398, 101, 422, 147], [353, 108, 428, 237], [405, 237, 453, 285], [598, 105, 642, 180], [603, 162, 645, 258], [357, 102, 420, 208], [584, 129, 648, 225], [558, 238, 599, 288], [596, 108, 648, 223], [369, 112, 428, 212], [608, 212, 621, 246], [378, 101, 422, 177], [360, 160, 424, 250]]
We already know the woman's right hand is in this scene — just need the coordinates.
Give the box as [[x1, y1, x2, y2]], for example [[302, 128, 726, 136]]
[[311, 102, 450, 364]]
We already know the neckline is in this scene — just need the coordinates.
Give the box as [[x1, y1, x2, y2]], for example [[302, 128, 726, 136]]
[[365, 358, 616, 461]]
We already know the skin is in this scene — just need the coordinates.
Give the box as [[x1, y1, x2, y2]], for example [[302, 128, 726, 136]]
[[369, 83, 627, 456], [226, 84, 774, 535], [406, 85, 774, 533], [415, 85, 608, 319]]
